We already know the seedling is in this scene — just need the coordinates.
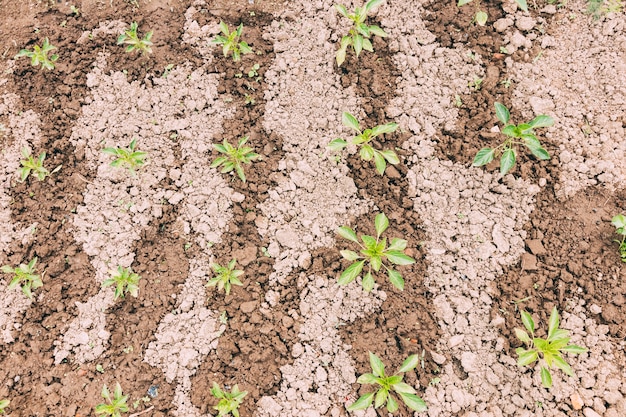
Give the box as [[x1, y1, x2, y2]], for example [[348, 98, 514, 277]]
[[102, 266, 141, 299], [212, 21, 252, 62], [95, 383, 129, 417], [210, 136, 259, 183], [210, 383, 247, 417], [117, 22, 153, 56], [102, 138, 147, 175], [348, 352, 427, 413], [247, 63, 260, 78], [18, 147, 60, 182], [207, 259, 244, 296], [458, 0, 528, 26], [337, 212, 415, 291], [334, 0, 387, 66], [515, 307, 587, 388], [473, 102, 553, 175], [1, 257, 42, 299], [15, 38, 58, 70], [611, 214, 626, 262], [328, 112, 399, 175], [0, 399, 9, 414]]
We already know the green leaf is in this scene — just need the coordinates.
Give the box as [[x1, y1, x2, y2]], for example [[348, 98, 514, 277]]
[[347, 392, 374, 411], [370, 256, 382, 272], [357, 373, 378, 384], [385, 251, 415, 266], [387, 269, 404, 291], [369, 352, 385, 377], [398, 354, 419, 373], [360, 145, 375, 161], [494, 102, 510, 124], [398, 392, 428, 412], [547, 307, 559, 339], [540, 366, 553, 388], [611, 214, 626, 229], [475, 10, 488, 26], [328, 139, 348, 151], [386, 394, 399, 413], [362, 37, 374, 52], [342, 112, 360, 132], [338, 260, 365, 285], [528, 114, 554, 129], [380, 149, 399, 165], [552, 355, 574, 376], [521, 311, 535, 334], [365, 0, 384, 13], [501, 124, 518, 137], [340, 250, 360, 261], [500, 148, 516, 175], [371, 123, 398, 137], [353, 34, 364, 57], [337, 226, 359, 243], [373, 151, 387, 175], [517, 349, 538, 367], [362, 271, 375, 292], [515, 328, 531, 344], [374, 388, 388, 408], [361, 234, 377, 248], [374, 212, 389, 237], [368, 25, 387, 37], [516, 0, 529, 11], [473, 148, 495, 166], [458, 0, 473, 5], [529, 146, 550, 160], [562, 344, 587, 354], [334, 4, 349, 17], [392, 381, 416, 394], [387, 238, 407, 252]]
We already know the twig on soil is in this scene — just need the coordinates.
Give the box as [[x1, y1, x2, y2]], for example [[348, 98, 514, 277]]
[[128, 406, 154, 417]]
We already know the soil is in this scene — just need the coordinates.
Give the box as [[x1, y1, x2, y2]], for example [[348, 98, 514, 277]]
[[0, 0, 625, 416]]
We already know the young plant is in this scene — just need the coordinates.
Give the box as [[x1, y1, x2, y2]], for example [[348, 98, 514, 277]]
[[458, 0, 528, 26], [117, 22, 153, 55], [328, 112, 399, 175], [210, 136, 259, 183], [102, 266, 141, 299], [1, 257, 42, 299], [473, 102, 553, 175], [337, 212, 415, 291], [207, 259, 244, 296], [102, 138, 147, 175], [18, 147, 60, 182], [0, 399, 9, 414], [95, 383, 129, 417], [611, 214, 626, 262], [348, 352, 427, 413], [212, 21, 252, 62], [15, 38, 59, 70], [210, 382, 248, 417], [515, 307, 587, 388], [334, 0, 387, 66]]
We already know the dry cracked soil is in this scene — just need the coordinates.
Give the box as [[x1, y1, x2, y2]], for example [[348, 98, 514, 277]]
[[0, 0, 625, 416]]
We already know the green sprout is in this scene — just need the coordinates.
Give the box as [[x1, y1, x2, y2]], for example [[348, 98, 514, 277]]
[[15, 38, 59, 70], [211, 21, 253, 62], [18, 147, 60, 182], [117, 22, 153, 56], [0, 399, 9, 414], [207, 259, 244, 296], [328, 112, 399, 176], [210, 136, 259, 183], [210, 383, 248, 417], [102, 266, 141, 299], [611, 214, 626, 262], [337, 212, 415, 291], [95, 383, 129, 417], [458, 0, 528, 26], [348, 352, 427, 413], [473, 102, 553, 175], [515, 307, 587, 388], [1, 257, 42, 299], [102, 138, 147, 175], [334, 0, 387, 66]]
